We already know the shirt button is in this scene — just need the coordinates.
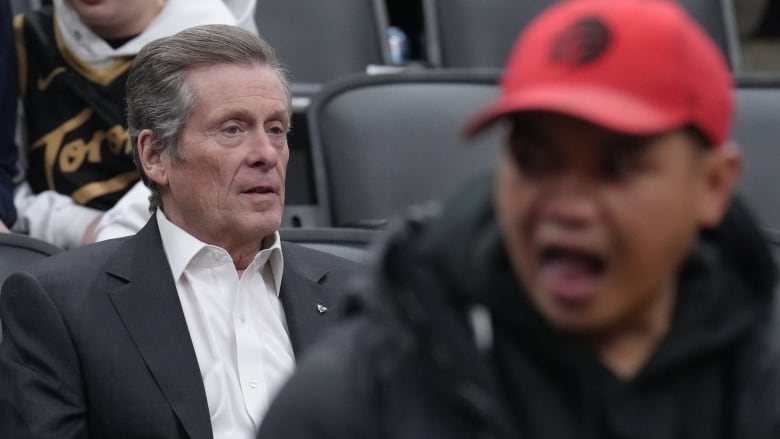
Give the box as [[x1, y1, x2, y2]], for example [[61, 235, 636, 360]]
[[239, 313, 246, 323], [249, 381, 257, 389]]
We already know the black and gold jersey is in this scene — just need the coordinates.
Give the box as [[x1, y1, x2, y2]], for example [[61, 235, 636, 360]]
[[14, 7, 139, 211]]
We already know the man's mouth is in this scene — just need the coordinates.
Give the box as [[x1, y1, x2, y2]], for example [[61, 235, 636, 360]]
[[538, 245, 606, 305], [243, 186, 276, 195]]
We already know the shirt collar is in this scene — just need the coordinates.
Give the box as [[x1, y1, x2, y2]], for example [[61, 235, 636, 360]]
[[156, 210, 284, 295], [257, 231, 284, 294]]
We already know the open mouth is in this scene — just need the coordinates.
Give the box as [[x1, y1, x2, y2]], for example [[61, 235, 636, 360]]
[[538, 245, 606, 304]]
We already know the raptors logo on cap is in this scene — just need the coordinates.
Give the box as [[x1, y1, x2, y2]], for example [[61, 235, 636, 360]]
[[550, 17, 611, 66]]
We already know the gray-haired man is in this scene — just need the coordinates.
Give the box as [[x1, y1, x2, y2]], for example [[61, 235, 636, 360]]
[[0, 24, 360, 439]]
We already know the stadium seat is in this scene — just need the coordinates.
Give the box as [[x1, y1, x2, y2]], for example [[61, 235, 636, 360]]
[[0, 233, 61, 287], [733, 77, 780, 243], [307, 70, 503, 227], [10, 0, 49, 15], [422, 0, 742, 70], [279, 227, 385, 264], [255, 0, 395, 228], [255, 0, 392, 95]]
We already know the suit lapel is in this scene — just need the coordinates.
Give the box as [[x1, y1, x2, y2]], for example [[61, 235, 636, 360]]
[[107, 218, 212, 439], [279, 243, 338, 357]]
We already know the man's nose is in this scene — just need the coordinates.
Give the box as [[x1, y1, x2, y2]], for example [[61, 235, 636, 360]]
[[539, 173, 600, 229], [246, 130, 279, 169]]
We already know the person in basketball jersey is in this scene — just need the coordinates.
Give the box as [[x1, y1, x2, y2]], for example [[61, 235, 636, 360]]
[[12, 0, 257, 248]]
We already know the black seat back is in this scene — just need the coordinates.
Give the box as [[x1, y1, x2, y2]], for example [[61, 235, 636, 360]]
[[280, 227, 385, 264], [423, 0, 741, 69], [734, 77, 780, 243], [308, 70, 503, 227], [255, 0, 392, 87], [0, 233, 61, 287]]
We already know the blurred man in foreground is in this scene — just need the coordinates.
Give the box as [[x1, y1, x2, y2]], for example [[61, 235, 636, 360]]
[[259, 1, 780, 438]]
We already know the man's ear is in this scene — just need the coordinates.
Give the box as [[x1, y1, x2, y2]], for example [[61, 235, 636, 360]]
[[698, 142, 742, 228], [137, 129, 168, 187]]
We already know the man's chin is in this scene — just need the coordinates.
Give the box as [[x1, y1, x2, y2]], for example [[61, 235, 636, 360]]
[[245, 215, 283, 239], [530, 291, 615, 336]]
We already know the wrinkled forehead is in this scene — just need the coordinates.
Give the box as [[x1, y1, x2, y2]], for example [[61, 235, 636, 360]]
[[183, 62, 292, 115]]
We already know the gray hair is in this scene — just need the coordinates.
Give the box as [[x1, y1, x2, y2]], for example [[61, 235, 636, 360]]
[[126, 24, 291, 212]]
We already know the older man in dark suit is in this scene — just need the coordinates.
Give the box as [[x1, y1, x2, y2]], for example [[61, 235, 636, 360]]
[[0, 24, 361, 439]]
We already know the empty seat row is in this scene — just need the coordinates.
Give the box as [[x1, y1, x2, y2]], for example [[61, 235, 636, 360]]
[[284, 71, 780, 246], [422, 0, 744, 71], [255, 0, 393, 97], [7, 1, 751, 95], [258, 0, 744, 95], [304, 70, 502, 228], [2, 75, 779, 285]]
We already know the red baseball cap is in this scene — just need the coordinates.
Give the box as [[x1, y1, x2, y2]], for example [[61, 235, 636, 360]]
[[465, 0, 733, 146]]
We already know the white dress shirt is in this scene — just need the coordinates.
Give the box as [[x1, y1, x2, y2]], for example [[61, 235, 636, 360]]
[[156, 210, 295, 438]]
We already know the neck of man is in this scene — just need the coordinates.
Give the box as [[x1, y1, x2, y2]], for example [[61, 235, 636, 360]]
[[233, 233, 276, 279], [589, 282, 677, 380]]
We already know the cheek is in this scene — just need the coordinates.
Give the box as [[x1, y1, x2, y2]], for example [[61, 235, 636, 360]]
[[495, 164, 536, 270], [277, 148, 290, 178], [129, 0, 150, 15], [171, 157, 227, 198], [605, 187, 698, 289], [496, 161, 536, 228], [621, 177, 699, 236], [274, 147, 290, 199]]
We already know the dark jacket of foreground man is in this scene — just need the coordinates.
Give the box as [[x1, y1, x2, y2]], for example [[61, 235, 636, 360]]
[[259, 175, 780, 439]]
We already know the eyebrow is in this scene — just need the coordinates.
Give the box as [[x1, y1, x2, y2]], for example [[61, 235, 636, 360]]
[[507, 119, 548, 144], [604, 133, 659, 156], [267, 107, 291, 126], [212, 105, 290, 126]]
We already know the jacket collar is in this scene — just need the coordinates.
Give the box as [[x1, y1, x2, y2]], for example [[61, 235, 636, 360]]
[[278, 241, 337, 356], [106, 217, 213, 439], [103, 219, 341, 439]]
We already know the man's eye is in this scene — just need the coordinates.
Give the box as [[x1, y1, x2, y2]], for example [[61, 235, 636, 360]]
[[224, 125, 241, 135], [599, 137, 652, 181], [600, 155, 640, 182], [600, 158, 626, 180], [510, 143, 555, 174], [267, 126, 285, 135]]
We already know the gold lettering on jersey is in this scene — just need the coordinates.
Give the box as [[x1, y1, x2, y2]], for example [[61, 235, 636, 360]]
[[59, 130, 106, 172], [106, 125, 132, 155], [32, 108, 93, 190], [31, 108, 133, 190], [72, 171, 139, 206]]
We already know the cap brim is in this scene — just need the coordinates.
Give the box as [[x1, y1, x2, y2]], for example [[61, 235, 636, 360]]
[[464, 85, 687, 138]]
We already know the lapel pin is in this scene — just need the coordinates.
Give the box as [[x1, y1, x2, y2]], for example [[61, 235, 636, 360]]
[[316, 303, 328, 314]]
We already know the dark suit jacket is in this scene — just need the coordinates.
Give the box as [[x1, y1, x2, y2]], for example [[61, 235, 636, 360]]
[[0, 217, 362, 438]]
